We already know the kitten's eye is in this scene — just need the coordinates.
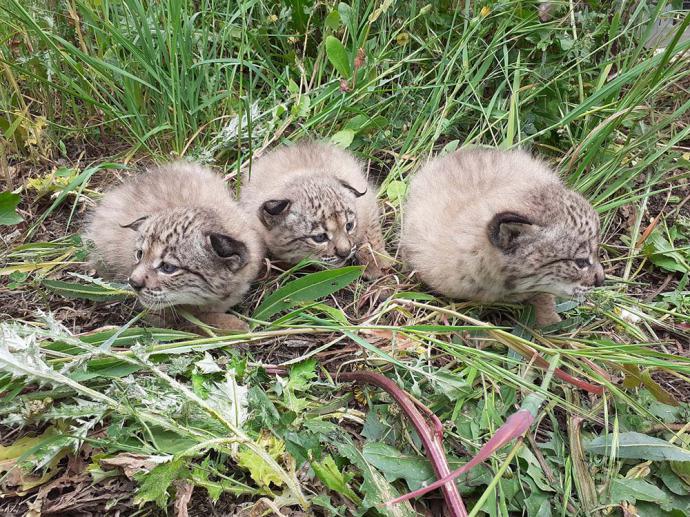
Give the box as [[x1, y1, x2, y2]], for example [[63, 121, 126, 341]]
[[158, 262, 179, 274], [346, 221, 355, 232], [134, 249, 143, 262], [574, 258, 590, 269], [312, 233, 329, 243]]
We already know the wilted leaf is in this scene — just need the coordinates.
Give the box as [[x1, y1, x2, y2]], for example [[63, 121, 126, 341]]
[[587, 432, 690, 462], [100, 453, 173, 480], [641, 370, 680, 406], [311, 455, 361, 504], [325, 35, 351, 78], [0, 192, 23, 226]]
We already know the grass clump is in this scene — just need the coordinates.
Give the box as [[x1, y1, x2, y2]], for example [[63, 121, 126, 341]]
[[2, 1, 690, 515]]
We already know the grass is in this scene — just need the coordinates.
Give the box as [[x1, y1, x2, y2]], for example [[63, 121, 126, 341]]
[[1, 0, 690, 515]]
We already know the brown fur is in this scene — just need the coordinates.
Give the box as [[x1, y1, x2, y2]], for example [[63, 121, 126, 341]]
[[240, 141, 390, 278], [84, 162, 264, 326], [401, 148, 604, 325]]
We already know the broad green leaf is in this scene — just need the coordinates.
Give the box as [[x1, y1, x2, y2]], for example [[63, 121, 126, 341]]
[[253, 266, 363, 321], [385, 180, 407, 205], [325, 35, 351, 78], [362, 443, 434, 489], [0, 192, 23, 226], [330, 128, 355, 149], [324, 9, 341, 30], [311, 455, 361, 504], [609, 478, 668, 505], [43, 279, 132, 301], [586, 432, 690, 462]]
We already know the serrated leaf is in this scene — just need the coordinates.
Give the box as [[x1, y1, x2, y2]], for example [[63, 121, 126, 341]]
[[311, 455, 361, 504], [284, 359, 316, 412], [134, 457, 187, 508], [0, 192, 23, 226], [42, 279, 132, 301], [253, 266, 363, 322], [325, 35, 351, 78], [237, 434, 285, 488], [587, 432, 690, 462]]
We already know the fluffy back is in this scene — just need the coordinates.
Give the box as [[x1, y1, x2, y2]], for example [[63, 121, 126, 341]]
[[240, 141, 379, 266], [84, 162, 263, 310], [402, 148, 604, 301]]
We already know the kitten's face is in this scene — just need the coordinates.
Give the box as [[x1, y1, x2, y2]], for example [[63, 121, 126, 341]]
[[123, 208, 248, 309], [258, 178, 362, 266], [490, 189, 605, 299]]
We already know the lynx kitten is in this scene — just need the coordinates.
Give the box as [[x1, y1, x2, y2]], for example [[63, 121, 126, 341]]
[[240, 141, 390, 279], [401, 148, 604, 325], [84, 162, 263, 329]]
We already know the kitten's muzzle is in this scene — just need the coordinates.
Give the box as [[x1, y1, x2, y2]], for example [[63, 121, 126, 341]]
[[592, 262, 605, 287], [128, 276, 144, 291]]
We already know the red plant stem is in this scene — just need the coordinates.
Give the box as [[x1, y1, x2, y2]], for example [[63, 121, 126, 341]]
[[337, 371, 467, 517]]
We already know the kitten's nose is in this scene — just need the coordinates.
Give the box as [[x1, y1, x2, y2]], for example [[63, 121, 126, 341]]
[[128, 276, 145, 291], [335, 248, 351, 259], [593, 263, 605, 287]]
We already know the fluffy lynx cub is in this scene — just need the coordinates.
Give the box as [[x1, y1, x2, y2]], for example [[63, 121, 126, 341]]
[[402, 148, 604, 325], [84, 162, 263, 329], [240, 141, 389, 279]]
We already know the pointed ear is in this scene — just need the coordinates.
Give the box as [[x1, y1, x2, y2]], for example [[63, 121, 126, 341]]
[[120, 215, 149, 232], [208, 233, 248, 271], [488, 212, 533, 251], [339, 181, 367, 198], [259, 199, 290, 228]]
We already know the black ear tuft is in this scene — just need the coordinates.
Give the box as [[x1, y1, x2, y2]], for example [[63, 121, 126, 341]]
[[488, 212, 533, 252], [209, 233, 248, 271], [120, 215, 149, 232], [259, 199, 291, 228], [339, 181, 367, 198]]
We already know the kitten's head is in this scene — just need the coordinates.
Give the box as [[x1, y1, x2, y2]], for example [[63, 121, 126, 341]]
[[257, 177, 365, 265], [488, 185, 604, 299], [122, 208, 250, 309]]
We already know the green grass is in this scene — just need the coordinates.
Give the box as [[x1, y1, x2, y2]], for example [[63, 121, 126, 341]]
[[2, 0, 690, 515]]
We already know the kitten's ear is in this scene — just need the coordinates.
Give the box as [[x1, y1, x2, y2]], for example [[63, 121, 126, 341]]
[[260, 199, 291, 228], [488, 212, 533, 251], [208, 233, 248, 271], [339, 181, 367, 198], [120, 215, 149, 232]]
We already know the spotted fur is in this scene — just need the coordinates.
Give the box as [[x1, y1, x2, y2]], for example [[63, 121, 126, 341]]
[[401, 148, 604, 324], [84, 163, 263, 315], [240, 141, 390, 278]]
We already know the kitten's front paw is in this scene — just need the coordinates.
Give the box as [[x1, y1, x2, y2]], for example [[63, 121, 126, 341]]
[[198, 313, 249, 332], [534, 309, 561, 327], [530, 293, 561, 327], [356, 246, 393, 280]]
